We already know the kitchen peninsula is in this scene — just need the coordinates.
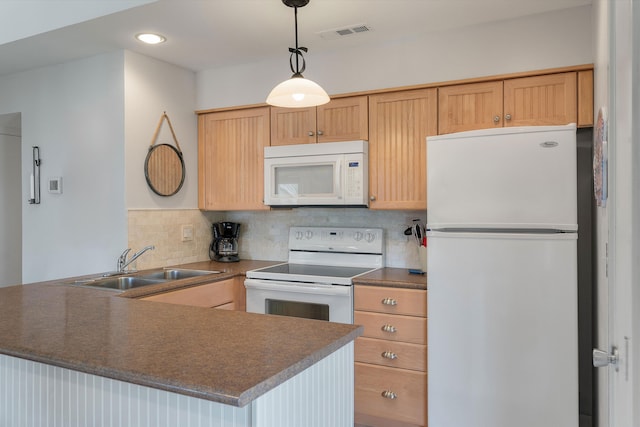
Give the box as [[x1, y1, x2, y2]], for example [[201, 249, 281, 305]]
[[0, 280, 361, 426]]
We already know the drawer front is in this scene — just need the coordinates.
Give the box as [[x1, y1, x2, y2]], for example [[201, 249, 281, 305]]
[[355, 286, 427, 316], [143, 279, 234, 308], [355, 311, 427, 344], [355, 337, 427, 371], [355, 362, 427, 426]]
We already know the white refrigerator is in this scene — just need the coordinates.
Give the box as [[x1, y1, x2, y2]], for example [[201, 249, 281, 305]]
[[426, 124, 579, 427]]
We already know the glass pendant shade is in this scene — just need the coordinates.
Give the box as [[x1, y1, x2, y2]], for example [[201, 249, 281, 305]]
[[266, 74, 330, 108]]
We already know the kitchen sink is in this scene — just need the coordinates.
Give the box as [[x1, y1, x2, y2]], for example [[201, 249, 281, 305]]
[[79, 276, 165, 291], [135, 269, 222, 281], [65, 268, 222, 292]]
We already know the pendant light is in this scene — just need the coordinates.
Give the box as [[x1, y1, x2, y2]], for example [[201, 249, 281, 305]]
[[266, 0, 330, 108]]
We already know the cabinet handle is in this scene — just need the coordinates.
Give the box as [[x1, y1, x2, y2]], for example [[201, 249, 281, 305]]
[[308, 131, 314, 136], [381, 298, 397, 306], [381, 324, 397, 333], [505, 114, 512, 121], [317, 130, 324, 136], [370, 195, 376, 201], [381, 351, 398, 360], [381, 390, 398, 400], [493, 115, 500, 123]]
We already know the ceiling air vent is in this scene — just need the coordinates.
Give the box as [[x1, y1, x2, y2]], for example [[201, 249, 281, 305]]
[[318, 24, 373, 40]]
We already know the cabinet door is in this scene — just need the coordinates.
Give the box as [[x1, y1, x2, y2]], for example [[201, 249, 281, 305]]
[[198, 107, 270, 210], [503, 72, 577, 127], [270, 106, 316, 145], [438, 81, 503, 134], [368, 88, 437, 210], [142, 279, 235, 308], [316, 96, 368, 142]]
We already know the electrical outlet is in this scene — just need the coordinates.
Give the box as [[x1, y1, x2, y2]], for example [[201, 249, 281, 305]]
[[181, 224, 194, 242]]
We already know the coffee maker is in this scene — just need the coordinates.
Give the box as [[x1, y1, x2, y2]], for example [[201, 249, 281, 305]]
[[210, 222, 240, 262]]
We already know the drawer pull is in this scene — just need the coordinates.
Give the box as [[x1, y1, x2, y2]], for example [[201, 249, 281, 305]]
[[381, 390, 398, 400], [381, 298, 397, 306], [381, 324, 397, 333], [381, 351, 398, 360]]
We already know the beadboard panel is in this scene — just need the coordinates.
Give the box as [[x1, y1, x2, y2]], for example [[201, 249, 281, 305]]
[[1, 343, 353, 427], [252, 342, 354, 427], [0, 354, 251, 427]]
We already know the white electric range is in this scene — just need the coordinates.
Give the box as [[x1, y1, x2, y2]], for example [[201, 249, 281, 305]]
[[245, 227, 384, 324]]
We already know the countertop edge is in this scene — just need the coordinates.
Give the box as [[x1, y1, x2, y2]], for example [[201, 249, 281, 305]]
[[236, 325, 363, 406], [0, 327, 363, 407]]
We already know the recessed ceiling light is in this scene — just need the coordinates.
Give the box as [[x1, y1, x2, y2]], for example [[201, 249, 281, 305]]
[[135, 33, 166, 45]]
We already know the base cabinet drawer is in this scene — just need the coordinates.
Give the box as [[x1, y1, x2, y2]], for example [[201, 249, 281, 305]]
[[355, 336, 427, 371], [355, 311, 427, 344], [355, 362, 427, 427], [355, 286, 427, 316]]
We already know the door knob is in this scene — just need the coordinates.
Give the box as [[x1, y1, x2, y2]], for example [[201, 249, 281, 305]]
[[593, 347, 619, 371]]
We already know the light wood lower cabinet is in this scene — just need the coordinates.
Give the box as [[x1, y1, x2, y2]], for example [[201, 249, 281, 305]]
[[354, 285, 428, 427], [141, 277, 246, 311], [355, 363, 427, 427]]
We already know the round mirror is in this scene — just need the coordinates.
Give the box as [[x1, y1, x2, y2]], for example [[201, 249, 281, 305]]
[[144, 144, 185, 196]]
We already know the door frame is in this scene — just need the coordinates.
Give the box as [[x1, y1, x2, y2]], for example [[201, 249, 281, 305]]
[[596, 1, 638, 426]]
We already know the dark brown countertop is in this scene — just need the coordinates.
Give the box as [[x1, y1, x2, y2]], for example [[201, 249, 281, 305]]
[[0, 282, 361, 407], [354, 267, 427, 290]]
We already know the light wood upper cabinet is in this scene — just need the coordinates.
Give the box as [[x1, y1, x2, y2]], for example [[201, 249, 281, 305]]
[[368, 88, 437, 210], [270, 96, 368, 145], [198, 107, 270, 210], [578, 69, 594, 126], [439, 71, 584, 134], [438, 81, 504, 134], [503, 72, 577, 127]]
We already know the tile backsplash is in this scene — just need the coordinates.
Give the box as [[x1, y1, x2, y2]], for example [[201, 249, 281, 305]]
[[127, 209, 222, 270], [128, 208, 426, 270]]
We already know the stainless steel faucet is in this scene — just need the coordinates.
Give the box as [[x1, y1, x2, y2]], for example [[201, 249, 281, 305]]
[[117, 245, 155, 272]]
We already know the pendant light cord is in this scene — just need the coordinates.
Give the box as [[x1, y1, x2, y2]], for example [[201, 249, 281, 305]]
[[288, 6, 307, 76]]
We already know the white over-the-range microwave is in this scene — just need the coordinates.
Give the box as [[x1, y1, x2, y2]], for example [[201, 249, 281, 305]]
[[263, 140, 368, 207]]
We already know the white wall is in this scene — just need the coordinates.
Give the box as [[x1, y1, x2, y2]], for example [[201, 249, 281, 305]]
[[197, 5, 593, 109], [0, 123, 22, 286], [124, 51, 198, 210], [0, 52, 128, 283]]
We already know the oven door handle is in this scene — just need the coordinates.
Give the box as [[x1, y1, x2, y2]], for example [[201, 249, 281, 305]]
[[244, 279, 352, 296]]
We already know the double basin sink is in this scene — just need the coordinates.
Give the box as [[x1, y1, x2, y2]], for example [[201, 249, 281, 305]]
[[68, 269, 222, 291]]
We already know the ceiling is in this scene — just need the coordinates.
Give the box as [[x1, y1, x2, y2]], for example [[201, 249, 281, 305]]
[[0, 0, 592, 78]]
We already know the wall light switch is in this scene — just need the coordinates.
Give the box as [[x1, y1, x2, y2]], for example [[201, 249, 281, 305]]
[[181, 224, 194, 242], [48, 177, 62, 194]]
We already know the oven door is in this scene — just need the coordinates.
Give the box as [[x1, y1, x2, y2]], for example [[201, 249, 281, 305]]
[[244, 278, 353, 324]]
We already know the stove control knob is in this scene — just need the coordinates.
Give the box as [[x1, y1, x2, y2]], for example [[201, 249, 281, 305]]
[[305, 230, 313, 239], [295, 231, 304, 240], [365, 232, 376, 243], [354, 231, 363, 241]]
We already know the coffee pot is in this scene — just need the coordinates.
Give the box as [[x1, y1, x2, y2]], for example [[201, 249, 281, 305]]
[[209, 222, 240, 262]]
